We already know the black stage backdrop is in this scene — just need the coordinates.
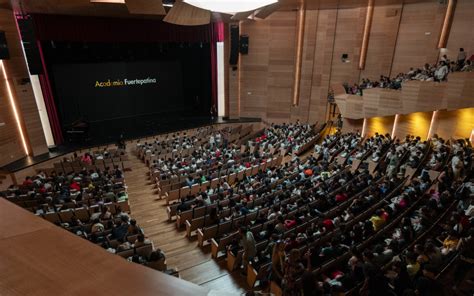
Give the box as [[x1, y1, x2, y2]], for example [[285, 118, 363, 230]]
[[53, 60, 184, 125], [44, 41, 211, 142]]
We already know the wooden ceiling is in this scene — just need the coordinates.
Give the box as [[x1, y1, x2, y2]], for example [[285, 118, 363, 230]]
[[5, 0, 430, 22]]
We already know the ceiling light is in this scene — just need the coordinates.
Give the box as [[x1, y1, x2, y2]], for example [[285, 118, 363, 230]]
[[184, 0, 277, 13]]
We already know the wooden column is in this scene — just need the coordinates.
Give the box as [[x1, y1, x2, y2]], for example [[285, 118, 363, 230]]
[[292, 2, 305, 106], [359, 0, 374, 70], [438, 0, 457, 48]]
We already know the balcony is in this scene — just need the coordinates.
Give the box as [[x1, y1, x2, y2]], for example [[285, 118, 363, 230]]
[[334, 72, 474, 119]]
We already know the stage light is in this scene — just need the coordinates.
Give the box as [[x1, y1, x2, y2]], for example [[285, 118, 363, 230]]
[[427, 110, 438, 139], [183, 0, 277, 13], [361, 118, 367, 137], [0, 60, 30, 155], [391, 114, 399, 139]]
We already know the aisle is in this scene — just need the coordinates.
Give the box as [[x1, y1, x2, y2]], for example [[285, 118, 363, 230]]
[[124, 148, 246, 295]]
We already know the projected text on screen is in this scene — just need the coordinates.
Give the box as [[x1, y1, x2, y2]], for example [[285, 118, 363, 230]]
[[95, 77, 157, 88]]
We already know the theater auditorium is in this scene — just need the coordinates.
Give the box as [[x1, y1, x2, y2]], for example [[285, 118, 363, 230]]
[[0, 0, 473, 295]]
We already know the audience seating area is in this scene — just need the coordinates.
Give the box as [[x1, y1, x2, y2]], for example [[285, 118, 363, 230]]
[[137, 125, 473, 295], [0, 147, 173, 276], [2, 122, 473, 296], [124, 122, 473, 295]]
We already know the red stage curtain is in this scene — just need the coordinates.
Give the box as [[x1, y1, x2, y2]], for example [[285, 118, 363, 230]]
[[36, 40, 64, 144]]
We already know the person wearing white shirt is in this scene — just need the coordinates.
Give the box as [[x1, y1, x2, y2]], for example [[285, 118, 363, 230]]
[[451, 151, 463, 180], [435, 61, 449, 81]]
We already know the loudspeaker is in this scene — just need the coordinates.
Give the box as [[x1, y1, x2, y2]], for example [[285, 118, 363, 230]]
[[239, 35, 249, 55], [17, 18, 43, 75], [0, 31, 9, 60], [229, 25, 239, 65]]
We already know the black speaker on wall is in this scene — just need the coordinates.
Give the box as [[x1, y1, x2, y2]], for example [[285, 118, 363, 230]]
[[0, 31, 10, 60], [240, 35, 249, 55], [17, 18, 43, 75], [229, 24, 239, 66]]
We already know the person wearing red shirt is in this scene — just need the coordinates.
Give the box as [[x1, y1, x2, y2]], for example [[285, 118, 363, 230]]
[[323, 219, 334, 231], [335, 193, 348, 203], [22, 177, 33, 186], [70, 181, 81, 191]]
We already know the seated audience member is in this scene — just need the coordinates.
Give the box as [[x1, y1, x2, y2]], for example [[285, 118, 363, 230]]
[[146, 249, 167, 271], [127, 219, 143, 237], [134, 234, 151, 248], [457, 48, 467, 68]]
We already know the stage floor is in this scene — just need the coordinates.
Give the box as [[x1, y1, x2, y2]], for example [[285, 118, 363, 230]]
[[1, 116, 260, 173]]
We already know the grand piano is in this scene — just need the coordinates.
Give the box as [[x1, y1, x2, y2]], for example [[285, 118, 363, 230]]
[[65, 118, 90, 143]]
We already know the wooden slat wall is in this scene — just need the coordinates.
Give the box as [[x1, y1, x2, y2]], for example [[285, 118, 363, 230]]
[[292, 9, 318, 122], [266, 11, 296, 122], [393, 111, 432, 140], [13, 80, 49, 157], [430, 108, 474, 140], [390, 0, 445, 76], [365, 115, 395, 137], [236, 0, 466, 125], [329, 0, 366, 86], [240, 11, 296, 122], [342, 118, 363, 134], [0, 8, 48, 167], [360, 0, 402, 80], [308, 8, 338, 124], [240, 20, 269, 119], [0, 9, 26, 167]]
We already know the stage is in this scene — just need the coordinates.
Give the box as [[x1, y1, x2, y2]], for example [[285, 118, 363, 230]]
[[1, 116, 260, 173]]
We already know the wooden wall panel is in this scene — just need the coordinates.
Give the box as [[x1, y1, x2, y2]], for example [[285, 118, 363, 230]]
[[234, 0, 472, 130], [360, 0, 402, 80], [431, 108, 474, 140], [239, 11, 296, 123], [394, 111, 432, 140], [292, 9, 318, 122], [0, 9, 28, 167], [342, 118, 363, 134], [390, 1, 445, 76], [329, 0, 366, 86], [0, 9, 48, 165], [365, 115, 394, 137], [266, 11, 297, 122], [240, 20, 269, 119], [13, 80, 49, 156], [308, 8, 337, 124]]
